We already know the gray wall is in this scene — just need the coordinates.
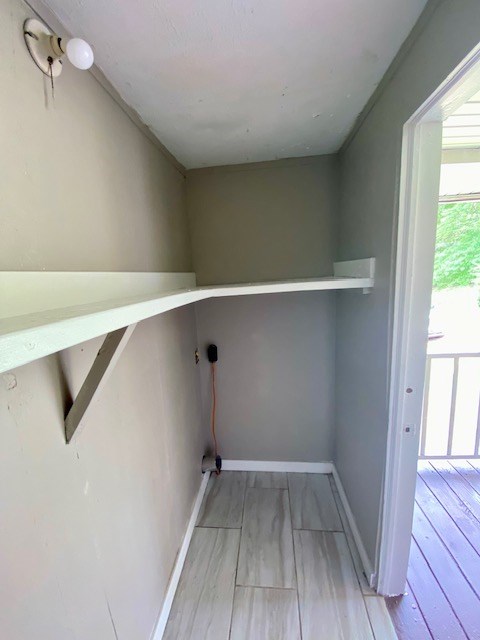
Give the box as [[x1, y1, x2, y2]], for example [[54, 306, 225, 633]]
[[335, 0, 480, 567], [0, 1, 205, 638], [195, 293, 336, 462], [187, 155, 339, 285], [0, 0, 190, 273], [188, 156, 339, 462]]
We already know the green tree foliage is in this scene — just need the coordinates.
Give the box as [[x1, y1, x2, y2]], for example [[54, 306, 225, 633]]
[[433, 201, 480, 290]]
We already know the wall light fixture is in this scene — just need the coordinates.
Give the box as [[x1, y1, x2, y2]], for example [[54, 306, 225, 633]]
[[24, 18, 94, 78]]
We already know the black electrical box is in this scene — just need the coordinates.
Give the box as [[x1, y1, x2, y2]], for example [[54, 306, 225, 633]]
[[207, 344, 218, 363]]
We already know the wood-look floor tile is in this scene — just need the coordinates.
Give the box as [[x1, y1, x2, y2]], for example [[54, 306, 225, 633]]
[[288, 473, 342, 531], [294, 530, 373, 640], [196, 471, 247, 528], [364, 596, 398, 639], [230, 587, 301, 640], [328, 475, 375, 595], [237, 488, 296, 588], [246, 471, 288, 489], [164, 527, 240, 640]]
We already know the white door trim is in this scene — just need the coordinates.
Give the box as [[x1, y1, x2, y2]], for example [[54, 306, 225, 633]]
[[378, 42, 480, 595]]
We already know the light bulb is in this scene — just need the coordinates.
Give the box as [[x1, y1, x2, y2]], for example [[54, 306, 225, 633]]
[[65, 38, 94, 70]]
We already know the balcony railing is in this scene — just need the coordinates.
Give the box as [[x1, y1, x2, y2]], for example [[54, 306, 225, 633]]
[[419, 352, 480, 459]]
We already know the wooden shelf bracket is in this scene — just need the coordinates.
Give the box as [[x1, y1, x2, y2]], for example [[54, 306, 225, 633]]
[[0, 260, 376, 443], [65, 324, 137, 444]]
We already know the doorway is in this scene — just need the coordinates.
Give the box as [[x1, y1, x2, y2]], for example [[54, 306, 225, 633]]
[[389, 190, 480, 636], [378, 42, 480, 600]]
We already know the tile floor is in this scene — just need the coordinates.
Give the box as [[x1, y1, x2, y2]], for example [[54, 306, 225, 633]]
[[164, 471, 397, 639]]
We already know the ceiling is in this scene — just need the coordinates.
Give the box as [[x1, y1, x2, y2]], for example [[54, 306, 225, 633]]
[[443, 89, 480, 149], [42, 0, 428, 169]]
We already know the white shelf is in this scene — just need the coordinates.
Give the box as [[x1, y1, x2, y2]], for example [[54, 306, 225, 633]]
[[0, 259, 374, 373]]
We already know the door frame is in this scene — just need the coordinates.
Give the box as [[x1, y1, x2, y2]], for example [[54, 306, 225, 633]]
[[378, 42, 480, 596]]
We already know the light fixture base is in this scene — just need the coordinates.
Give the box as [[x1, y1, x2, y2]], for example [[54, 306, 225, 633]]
[[23, 18, 63, 77]]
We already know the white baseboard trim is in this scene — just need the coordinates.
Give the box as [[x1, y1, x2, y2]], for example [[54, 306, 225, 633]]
[[152, 471, 211, 640], [221, 459, 333, 473], [332, 465, 375, 587], [151, 460, 373, 640]]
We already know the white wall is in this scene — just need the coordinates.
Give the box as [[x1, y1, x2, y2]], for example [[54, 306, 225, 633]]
[[335, 0, 480, 568], [0, 0, 206, 638]]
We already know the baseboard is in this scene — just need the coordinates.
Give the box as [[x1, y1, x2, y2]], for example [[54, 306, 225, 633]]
[[331, 465, 375, 587], [152, 471, 211, 640], [221, 459, 333, 473], [151, 460, 372, 640]]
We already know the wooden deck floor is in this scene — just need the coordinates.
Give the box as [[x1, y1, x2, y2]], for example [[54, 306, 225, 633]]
[[387, 460, 480, 640]]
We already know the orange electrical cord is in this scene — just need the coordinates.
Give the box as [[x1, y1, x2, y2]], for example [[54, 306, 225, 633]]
[[211, 362, 219, 472]]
